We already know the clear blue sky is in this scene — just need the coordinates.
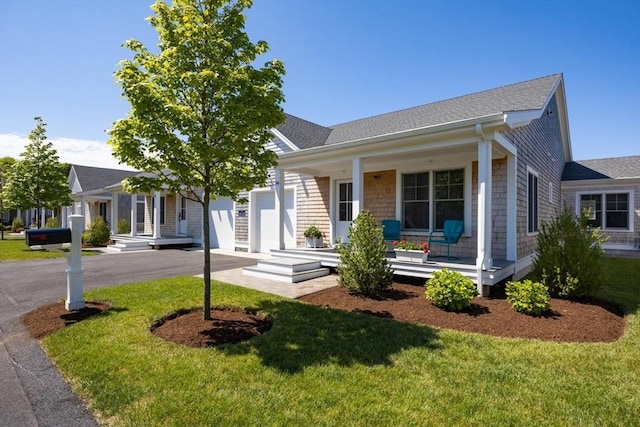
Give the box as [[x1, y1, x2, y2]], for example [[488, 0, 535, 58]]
[[1, 0, 638, 169]]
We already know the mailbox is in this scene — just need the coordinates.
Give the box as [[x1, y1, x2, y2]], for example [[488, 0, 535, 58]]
[[26, 228, 72, 246]]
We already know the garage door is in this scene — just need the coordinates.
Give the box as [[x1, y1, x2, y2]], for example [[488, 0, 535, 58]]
[[254, 189, 295, 253], [209, 197, 234, 249]]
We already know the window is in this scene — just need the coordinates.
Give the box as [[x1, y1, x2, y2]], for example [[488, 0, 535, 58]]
[[434, 169, 464, 230], [136, 196, 145, 225], [151, 196, 166, 225], [99, 202, 108, 222], [338, 182, 352, 222], [402, 172, 429, 230], [401, 169, 465, 231], [580, 193, 629, 230], [527, 170, 539, 233]]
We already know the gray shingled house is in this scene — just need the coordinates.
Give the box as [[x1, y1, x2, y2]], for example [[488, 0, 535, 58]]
[[97, 74, 637, 294]]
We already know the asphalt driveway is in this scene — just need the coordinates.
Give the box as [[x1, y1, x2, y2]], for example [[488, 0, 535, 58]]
[[0, 249, 258, 427]]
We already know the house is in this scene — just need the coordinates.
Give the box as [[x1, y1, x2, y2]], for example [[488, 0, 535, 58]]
[[66, 164, 139, 232], [561, 156, 640, 251], [100, 73, 637, 293]]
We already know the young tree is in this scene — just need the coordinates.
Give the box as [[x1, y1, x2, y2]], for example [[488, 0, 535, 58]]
[[0, 156, 17, 239], [108, 0, 285, 319], [1, 117, 72, 227]]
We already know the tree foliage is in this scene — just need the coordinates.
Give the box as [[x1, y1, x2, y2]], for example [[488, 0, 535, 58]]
[[107, 0, 285, 319], [531, 207, 607, 298], [1, 118, 72, 226], [335, 211, 394, 296]]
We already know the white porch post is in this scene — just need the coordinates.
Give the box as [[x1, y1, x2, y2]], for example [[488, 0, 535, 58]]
[[153, 191, 161, 238], [61, 206, 69, 228], [130, 194, 138, 236], [274, 168, 286, 250], [352, 157, 364, 219], [476, 140, 493, 295], [506, 153, 517, 261], [41, 207, 46, 226], [110, 192, 119, 235]]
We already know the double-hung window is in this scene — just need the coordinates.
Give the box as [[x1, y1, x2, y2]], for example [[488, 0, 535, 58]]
[[527, 169, 539, 233], [401, 168, 464, 231], [151, 196, 166, 225], [580, 193, 630, 230]]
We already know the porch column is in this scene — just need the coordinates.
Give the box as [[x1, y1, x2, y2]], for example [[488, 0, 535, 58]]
[[506, 153, 517, 261], [41, 207, 46, 226], [61, 206, 69, 227], [110, 192, 119, 235], [274, 168, 286, 250], [476, 140, 493, 295], [352, 157, 364, 219], [130, 194, 138, 236], [153, 191, 161, 238]]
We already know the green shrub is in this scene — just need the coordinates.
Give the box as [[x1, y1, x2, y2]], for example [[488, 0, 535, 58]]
[[531, 207, 607, 298], [45, 217, 60, 228], [83, 216, 111, 246], [117, 218, 131, 234], [335, 210, 394, 296], [11, 217, 24, 232], [505, 280, 550, 316], [425, 268, 478, 311]]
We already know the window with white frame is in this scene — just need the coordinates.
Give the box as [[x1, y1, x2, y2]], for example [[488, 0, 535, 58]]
[[338, 182, 353, 222], [151, 196, 166, 225], [527, 169, 539, 233], [99, 202, 108, 222], [401, 169, 464, 231], [580, 192, 630, 230]]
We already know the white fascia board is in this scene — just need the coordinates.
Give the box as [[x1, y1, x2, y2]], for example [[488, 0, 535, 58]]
[[270, 128, 299, 152], [561, 177, 640, 189], [493, 133, 518, 156], [503, 109, 542, 128], [278, 113, 506, 164]]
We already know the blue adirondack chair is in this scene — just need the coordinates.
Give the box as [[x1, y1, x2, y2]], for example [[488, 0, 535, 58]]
[[382, 219, 401, 241], [428, 220, 464, 260]]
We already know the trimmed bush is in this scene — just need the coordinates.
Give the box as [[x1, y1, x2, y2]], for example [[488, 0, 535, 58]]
[[83, 216, 111, 246], [425, 268, 478, 311], [505, 280, 550, 316], [45, 217, 60, 228], [335, 210, 394, 296], [11, 217, 24, 232], [117, 218, 131, 234], [531, 207, 607, 298]]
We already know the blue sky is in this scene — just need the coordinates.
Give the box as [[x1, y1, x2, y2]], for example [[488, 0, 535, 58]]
[[1, 0, 638, 170]]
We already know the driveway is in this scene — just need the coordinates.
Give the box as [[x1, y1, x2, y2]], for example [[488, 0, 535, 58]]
[[0, 249, 259, 427]]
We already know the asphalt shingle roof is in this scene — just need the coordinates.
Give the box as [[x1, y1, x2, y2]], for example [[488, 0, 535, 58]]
[[71, 165, 139, 192], [562, 156, 640, 181], [276, 74, 562, 149]]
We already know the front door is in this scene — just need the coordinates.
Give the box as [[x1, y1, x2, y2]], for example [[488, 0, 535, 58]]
[[335, 180, 353, 243], [178, 196, 187, 235]]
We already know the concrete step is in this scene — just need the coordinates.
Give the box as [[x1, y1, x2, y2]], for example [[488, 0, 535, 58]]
[[255, 258, 322, 274], [107, 240, 152, 252], [242, 265, 330, 283]]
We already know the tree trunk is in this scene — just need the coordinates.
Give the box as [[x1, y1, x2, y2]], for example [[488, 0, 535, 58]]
[[202, 188, 212, 320]]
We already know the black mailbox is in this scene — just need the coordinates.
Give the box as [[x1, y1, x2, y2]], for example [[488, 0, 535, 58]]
[[26, 228, 72, 246]]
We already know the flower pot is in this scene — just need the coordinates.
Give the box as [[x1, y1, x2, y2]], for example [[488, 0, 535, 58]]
[[394, 249, 428, 263], [305, 236, 323, 248]]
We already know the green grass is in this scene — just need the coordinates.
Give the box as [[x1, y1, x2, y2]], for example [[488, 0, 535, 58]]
[[0, 235, 100, 261], [43, 257, 640, 426]]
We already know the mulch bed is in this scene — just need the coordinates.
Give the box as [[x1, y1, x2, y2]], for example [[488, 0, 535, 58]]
[[298, 283, 626, 343], [22, 283, 626, 346]]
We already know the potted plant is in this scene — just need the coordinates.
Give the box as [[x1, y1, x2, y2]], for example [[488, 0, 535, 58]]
[[393, 240, 429, 263], [304, 225, 324, 248]]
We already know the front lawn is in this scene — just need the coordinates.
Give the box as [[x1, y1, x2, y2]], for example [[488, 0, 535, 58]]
[[42, 257, 639, 426], [0, 235, 100, 261]]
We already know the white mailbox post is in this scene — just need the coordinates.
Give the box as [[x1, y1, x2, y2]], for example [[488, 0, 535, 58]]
[[66, 215, 85, 310]]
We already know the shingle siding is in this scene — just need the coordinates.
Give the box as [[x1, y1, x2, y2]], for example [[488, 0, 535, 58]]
[[296, 176, 330, 247]]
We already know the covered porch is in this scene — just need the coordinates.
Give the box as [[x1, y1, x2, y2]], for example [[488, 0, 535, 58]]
[[270, 119, 521, 295]]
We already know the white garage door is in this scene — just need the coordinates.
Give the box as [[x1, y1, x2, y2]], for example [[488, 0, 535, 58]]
[[209, 197, 234, 250], [254, 189, 295, 253]]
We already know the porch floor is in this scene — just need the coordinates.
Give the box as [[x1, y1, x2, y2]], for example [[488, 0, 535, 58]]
[[270, 248, 515, 286], [110, 234, 195, 251]]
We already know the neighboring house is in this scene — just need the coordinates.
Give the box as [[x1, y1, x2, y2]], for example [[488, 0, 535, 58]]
[[66, 165, 139, 232], [561, 156, 640, 251]]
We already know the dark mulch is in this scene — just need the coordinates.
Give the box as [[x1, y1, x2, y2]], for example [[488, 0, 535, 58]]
[[298, 283, 626, 343], [150, 308, 272, 348], [22, 301, 111, 339], [22, 282, 626, 346]]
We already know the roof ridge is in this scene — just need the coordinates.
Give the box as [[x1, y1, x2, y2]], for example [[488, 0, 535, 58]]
[[329, 73, 563, 129]]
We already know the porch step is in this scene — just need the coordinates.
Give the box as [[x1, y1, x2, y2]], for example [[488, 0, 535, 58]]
[[107, 239, 152, 252], [243, 258, 330, 283]]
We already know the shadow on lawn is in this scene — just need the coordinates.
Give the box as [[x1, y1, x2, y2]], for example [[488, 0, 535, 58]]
[[221, 298, 441, 374]]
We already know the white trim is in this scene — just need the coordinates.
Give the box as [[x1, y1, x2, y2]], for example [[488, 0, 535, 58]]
[[574, 190, 635, 232], [562, 177, 640, 189], [504, 109, 543, 128], [270, 128, 300, 152], [506, 154, 517, 261]]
